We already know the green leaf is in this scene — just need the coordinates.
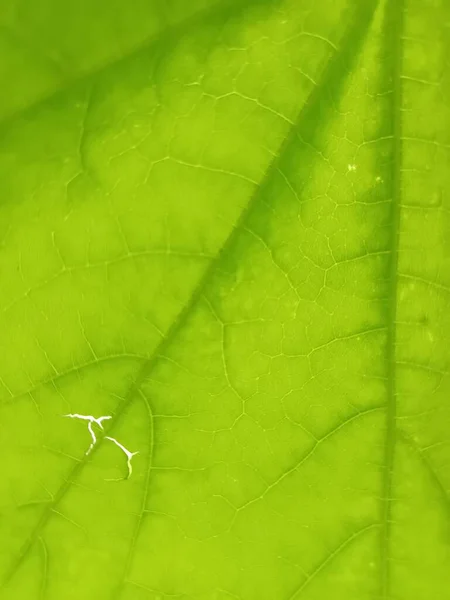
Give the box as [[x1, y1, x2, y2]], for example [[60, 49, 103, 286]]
[[1, 0, 449, 599]]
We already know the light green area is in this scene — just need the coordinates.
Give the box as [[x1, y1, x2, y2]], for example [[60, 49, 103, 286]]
[[0, 0, 449, 598]]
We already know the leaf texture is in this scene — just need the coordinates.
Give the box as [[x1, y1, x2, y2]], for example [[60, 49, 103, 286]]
[[0, 0, 449, 599]]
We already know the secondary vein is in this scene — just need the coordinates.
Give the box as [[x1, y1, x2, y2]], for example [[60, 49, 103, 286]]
[[381, 0, 404, 596]]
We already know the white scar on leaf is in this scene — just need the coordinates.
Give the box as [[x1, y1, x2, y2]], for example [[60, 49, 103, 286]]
[[63, 413, 139, 480], [63, 413, 112, 454], [105, 436, 139, 480]]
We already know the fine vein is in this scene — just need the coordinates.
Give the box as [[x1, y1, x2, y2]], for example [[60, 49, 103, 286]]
[[3, 0, 379, 585]]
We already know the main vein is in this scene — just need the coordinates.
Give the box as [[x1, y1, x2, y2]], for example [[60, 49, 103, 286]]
[[381, 0, 404, 596]]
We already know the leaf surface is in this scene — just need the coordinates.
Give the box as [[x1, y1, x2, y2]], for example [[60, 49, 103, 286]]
[[1, 0, 449, 599]]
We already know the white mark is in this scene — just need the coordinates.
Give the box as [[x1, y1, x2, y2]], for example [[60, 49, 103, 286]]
[[63, 413, 138, 479], [375, 175, 383, 183], [347, 163, 357, 172], [105, 436, 139, 480], [63, 413, 112, 427], [63, 413, 112, 454]]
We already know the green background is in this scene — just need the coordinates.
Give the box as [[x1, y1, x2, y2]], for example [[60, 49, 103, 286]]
[[1, 0, 449, 598]]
